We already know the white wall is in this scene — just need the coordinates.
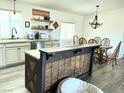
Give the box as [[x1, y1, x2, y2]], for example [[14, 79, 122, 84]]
[[0, 0, 84, 39], [83, 8, 124, 57]]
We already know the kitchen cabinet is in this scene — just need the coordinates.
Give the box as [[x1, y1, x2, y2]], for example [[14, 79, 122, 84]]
[[6, 47, 19, 65], [31, 40, 59, 49], [43, 40, 59, 48], [5, 43, 31, 65], [0, 45, 5, 67], [20, 46, 30, 62]]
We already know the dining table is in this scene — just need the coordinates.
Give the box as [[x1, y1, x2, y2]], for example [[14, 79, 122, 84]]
[[96, 45, 113, 64]]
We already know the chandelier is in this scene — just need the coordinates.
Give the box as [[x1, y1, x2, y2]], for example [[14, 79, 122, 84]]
[[89, 5, 103, 29], [13, 0, 16, 14]]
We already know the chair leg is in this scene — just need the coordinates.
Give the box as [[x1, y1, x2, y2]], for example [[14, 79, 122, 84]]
[[112, 61, 114, 67], [115, 58, 117, 65], [112, 59, 115, 67]]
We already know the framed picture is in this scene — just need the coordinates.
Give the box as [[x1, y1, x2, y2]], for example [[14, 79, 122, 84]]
[[25, 21, 30, 28]]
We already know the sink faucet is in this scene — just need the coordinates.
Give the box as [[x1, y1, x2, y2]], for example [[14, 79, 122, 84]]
[[11, 27, 17, 39]]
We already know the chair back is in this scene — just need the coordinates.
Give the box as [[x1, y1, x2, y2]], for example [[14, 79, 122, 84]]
[[94, 37, 101, 44], [73, 35, 79, 45], [112, 41, 122, 58], [101, 38, 110, 46], [88, 39, 97, 44], [79, 37, 87, 45]]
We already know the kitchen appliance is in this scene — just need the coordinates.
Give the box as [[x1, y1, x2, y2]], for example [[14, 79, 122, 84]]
[[27, 34, 35, 40], [39, 33, 46, 39], [35, 32, 39, 39], [44, 16, 50, 20], [31, 41, 43, 49]]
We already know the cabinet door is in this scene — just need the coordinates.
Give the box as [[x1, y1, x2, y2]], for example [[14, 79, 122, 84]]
[[6, 47, 19, 65], [0, 48, 5, 67], [20, 46, 30, 62]]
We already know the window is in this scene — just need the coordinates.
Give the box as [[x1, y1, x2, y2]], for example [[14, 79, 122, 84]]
[[0, 10, 9, 38], [60, 22, 75, 40], [0, 10, 21, 38]]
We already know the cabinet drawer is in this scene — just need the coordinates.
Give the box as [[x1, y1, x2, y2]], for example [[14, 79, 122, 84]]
[[51, 40, 59, 44], [52, 43, 59, 47], [6, 43, 30, 48], [44, 44, 52, 48], [44, 41, 52, 45], [44, 40, 59, 45]]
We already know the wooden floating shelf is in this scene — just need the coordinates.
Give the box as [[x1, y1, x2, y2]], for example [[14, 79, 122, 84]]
[[31, 18, 53, 23], [32, 9, 50, 16], [31, 27, 53, 31]]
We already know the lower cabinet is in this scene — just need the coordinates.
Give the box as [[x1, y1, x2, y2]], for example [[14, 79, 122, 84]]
[[6, 47, 19, 65], [5, 43, 31, 65], [43, 40, 59, 48], [31, 40, 59, 49], [0, 45, 5, 67], [20, 46, 30, 62]]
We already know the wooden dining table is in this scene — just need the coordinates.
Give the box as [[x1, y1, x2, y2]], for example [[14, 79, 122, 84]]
[[96, 45, 113, 64]]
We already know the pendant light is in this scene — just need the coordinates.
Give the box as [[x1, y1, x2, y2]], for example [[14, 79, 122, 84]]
[[89, 5, 103, 29], [13, 0, 16, 14]]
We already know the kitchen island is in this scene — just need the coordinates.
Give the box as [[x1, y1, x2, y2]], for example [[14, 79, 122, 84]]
[[25, 44, 100, 93]]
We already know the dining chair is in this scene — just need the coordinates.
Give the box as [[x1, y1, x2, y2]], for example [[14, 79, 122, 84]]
[[101, 38, 110, 46], [79, 37, 87, 45], [108, 41, 122, 67], [88, 39, 97, 44], [94, 37, 101, 44], [88, 39, 100, 64], [73, 35, 79, 45]]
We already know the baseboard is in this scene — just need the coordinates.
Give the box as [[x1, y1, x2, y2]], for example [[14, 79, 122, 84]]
[[0, 62, 25, 70], [119, 57, 124, 60]]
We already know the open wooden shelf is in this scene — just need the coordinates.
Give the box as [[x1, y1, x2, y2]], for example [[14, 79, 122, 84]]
[[31, 27, 53, 31], [32, 9, 50, 16], [31, 9, 53, 32], [31, 18, 53, 23]]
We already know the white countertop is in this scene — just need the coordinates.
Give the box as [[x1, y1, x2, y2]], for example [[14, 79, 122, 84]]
[[25, 49, 40, 60], [39, 44, 100, 53], [0, 38, 59, 44], [25, 44, 100, 60]]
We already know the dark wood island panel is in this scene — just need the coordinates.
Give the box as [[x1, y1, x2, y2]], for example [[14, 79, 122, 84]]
[[25, 44, 100, 93]]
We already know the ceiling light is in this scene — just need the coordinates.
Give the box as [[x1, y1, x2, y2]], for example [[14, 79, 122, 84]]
[[13, 0, 16, 14], [89, 5, 103, 29]]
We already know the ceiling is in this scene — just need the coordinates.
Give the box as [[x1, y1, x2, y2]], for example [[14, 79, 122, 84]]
[[17, 0, 124, 15]]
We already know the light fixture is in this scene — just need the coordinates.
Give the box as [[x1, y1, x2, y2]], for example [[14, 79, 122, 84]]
[[13, 0, 16, 14], [89, 5, 103, 29]]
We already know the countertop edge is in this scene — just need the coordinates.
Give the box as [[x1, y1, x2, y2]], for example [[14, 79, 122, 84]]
[[0, 39, 59, 44], [39, 44, 101, 54]]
